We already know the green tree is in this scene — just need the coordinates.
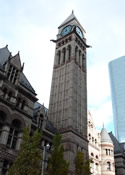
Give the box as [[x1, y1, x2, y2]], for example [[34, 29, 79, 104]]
[[75, 151, 92, 175], [46, 134, 69, 175], [8, 126, 42, 175]]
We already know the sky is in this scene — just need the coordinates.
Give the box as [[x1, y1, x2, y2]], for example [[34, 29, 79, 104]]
[[0, 0, 125, 133]]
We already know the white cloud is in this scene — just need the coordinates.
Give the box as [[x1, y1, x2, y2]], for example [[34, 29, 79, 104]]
[[89, 100, 113, 131]]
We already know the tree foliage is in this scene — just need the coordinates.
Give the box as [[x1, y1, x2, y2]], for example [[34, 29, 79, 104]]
[[46, 134, 69, 175], [8, 126, 42, 175], [75, 151, 92, 175]]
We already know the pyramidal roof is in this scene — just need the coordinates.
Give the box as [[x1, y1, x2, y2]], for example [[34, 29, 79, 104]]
[[58, 11, 81, 29], [101, 127, 113, 143]]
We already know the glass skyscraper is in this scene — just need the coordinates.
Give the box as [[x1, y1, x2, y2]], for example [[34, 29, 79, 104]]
[[109, 56, 125, 143]]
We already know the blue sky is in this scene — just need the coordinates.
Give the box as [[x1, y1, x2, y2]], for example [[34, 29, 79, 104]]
[[1, 0, 125, 133]]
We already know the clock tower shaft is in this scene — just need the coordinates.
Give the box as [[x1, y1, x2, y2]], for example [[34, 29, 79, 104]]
[[48, 12, 88, 174]]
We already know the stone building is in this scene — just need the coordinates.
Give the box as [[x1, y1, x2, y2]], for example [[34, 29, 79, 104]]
[[109, 132, 125, 175], [0, 45, 57, 175], [48, 11, 89, 174], [88, 112, 115, 175]]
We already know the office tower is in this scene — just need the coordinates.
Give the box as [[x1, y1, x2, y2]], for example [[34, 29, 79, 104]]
[[109, 56, 125, 142]]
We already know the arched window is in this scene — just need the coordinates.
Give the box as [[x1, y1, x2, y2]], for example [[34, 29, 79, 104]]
[[79, 50, 81, 65], [95, 163, 98, 170], [58, 50, 61, 65], [75, 47, 78, 62], [63, 48, 66, 64], [107, 162, 111, 170], [88, 133, 91, 140], [7, 119, 21, 149], [7, 64, 19, 84], [96, 155, 98, 159], [68, 45, 71, 61], [91, 152, 94, 157], [82, 55, 85, 68]]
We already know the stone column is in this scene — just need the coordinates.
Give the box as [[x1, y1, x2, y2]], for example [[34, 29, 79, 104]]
[[16, 132, 23, 150], [0, 125, 10, 145]]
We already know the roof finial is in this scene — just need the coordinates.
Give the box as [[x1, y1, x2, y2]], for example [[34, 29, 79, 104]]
[[72, 10, 74, 14]]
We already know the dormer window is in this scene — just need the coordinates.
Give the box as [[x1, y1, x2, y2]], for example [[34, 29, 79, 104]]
[[7, 64, 19, 84]]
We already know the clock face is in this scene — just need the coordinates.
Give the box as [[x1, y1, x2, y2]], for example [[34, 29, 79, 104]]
[[61, 25, 72, 36], [76, 26, 83, 38]]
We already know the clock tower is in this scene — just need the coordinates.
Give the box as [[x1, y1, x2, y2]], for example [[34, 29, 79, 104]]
[[48, 11, 89, 174]]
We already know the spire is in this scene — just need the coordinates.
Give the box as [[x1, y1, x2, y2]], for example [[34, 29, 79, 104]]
[[101, 127, 113, 143], [58, 11, 86, 33], [58, 11, 76, 28]]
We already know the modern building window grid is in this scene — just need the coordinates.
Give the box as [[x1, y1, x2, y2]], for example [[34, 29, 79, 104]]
[[109, 56, 125, 142]]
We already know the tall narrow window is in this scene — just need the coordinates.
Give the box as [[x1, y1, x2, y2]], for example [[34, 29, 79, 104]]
[[8, 91, 12, 101], [58, 50, 61, 65], [16, 97, 21, 108], [7, 64, 18, 84], [82, 55, 85, 68], [79, 50, 81, 65], [63, 48, 66, 64], [107, 162, 111, 170], [75, 47, 78, 62], [7, 119, 21, 149], [2, 160, 9, 175], [68, 45, 71, 61], [21, 100, 26, 110], [96, 163, 98, 170], [3, 88, 7, 99]]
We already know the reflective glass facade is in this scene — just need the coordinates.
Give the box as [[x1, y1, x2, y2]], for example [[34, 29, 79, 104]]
[[109, 56, 125, 143]]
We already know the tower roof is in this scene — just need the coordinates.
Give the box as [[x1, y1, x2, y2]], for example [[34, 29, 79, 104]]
[[58, 11, 86, 32], [101, 127, 113, 143], [59, 11, 76, 28]]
